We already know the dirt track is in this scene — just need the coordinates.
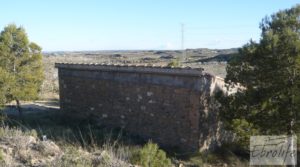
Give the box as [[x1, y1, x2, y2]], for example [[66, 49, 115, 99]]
[[3, 100, 59, 115]]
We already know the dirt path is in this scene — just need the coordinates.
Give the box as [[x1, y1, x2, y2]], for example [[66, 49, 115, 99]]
[[3, 99, 60, 115]]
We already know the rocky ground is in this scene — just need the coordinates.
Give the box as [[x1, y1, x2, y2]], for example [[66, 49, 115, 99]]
[[0, 129, 133, 167], [0, 131, 62, 166]]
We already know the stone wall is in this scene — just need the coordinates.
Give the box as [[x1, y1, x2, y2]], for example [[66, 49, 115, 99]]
[[55, 63, 230, 152]]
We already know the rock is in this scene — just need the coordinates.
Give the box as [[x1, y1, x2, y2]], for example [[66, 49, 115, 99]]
[[91, 150, 132, 167], [0, 135, 63, 166]]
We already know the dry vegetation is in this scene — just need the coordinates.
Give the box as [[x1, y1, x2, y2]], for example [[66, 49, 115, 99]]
[[1, 109, 176, 167], [0, 125, 133, 167], [0, 112, 248, 167]]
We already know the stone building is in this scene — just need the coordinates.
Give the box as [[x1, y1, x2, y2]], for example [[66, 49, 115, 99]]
[[55, 63, 232, 152]]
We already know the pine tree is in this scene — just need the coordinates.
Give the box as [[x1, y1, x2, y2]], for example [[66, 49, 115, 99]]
[[0, 24, 44, 117], [218, 5, 300, 147]]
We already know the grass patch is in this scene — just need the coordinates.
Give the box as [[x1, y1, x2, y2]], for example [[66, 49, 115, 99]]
[[5, 111, 140, 149], [3, 110, 150, 166]]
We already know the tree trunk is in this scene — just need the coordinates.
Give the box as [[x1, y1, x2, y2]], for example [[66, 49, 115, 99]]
[[15, 99, 23, 118]]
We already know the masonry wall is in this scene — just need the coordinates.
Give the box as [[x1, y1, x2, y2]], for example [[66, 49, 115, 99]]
[[56, 63, 225, 152]]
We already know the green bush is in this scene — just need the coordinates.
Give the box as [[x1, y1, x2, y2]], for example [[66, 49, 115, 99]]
[[131, 141, 172, 167], [0, 149, 3, 161], [57, 146, 92, 167], [167, 58, 180, 67]]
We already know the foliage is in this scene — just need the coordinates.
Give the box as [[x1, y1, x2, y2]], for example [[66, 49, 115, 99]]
[[57, 146, 93, 167], [167, 58, 180, 67], [0, 149, 3, 161], [131, 141, 172, 167], [0, 68, 12, 107], [218, 5, 300, 148], [0, 24, 44, 115]]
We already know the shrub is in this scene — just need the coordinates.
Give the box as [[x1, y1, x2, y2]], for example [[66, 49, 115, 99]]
[[57, 146, 93, 167], [131, 141, 172, 167], [167, 58, 180, 67], [0, 149, 3, 161]]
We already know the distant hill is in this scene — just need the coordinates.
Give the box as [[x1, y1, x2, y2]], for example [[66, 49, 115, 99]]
[[186, 48, 238, 63], [43, 48, 239, 80]]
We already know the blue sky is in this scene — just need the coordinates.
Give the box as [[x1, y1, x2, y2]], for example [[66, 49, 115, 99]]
[[1, 0, 299, 51]]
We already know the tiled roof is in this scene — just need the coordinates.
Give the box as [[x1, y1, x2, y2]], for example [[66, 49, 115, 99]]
[[55, 62, 204, 77]]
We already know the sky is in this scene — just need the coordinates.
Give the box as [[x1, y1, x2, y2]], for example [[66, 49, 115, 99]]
[[1, 0, 299, 51]]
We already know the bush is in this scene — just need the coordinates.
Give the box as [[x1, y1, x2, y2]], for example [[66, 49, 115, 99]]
[[56, 146, 93, 167], [0, 149, 3, 161], [131, 141, 172, 167], [167, 58, 180, 67]]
